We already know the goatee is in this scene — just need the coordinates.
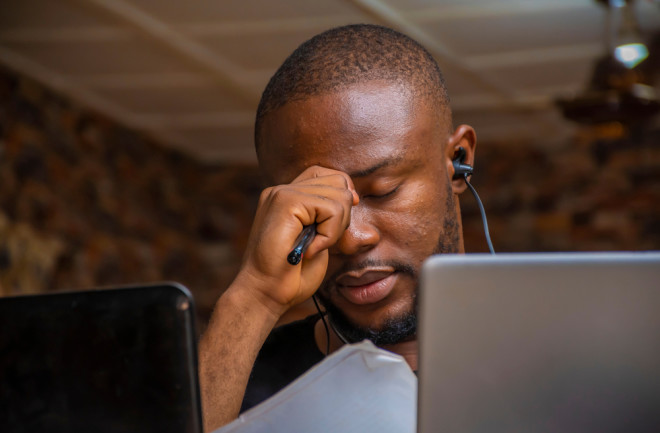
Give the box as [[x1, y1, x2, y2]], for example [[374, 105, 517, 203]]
[[317, 187, 460, 346]]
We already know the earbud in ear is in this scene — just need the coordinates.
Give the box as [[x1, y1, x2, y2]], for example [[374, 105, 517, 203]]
[[452, 147, 474, 179]]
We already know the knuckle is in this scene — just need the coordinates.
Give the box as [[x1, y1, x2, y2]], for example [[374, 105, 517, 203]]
[[268, 186, 287, 203], [337, 203, 351, 227], [259, 187, 274, 203], [342, 173, 352, 187], [330, 199, 344, 214], [332, 173, 350, 190], [342, 188, 354, 202], [306, 165, 324, 178]]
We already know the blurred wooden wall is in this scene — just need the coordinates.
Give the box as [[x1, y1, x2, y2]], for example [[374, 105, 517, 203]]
[[1, 65, 659, 328]]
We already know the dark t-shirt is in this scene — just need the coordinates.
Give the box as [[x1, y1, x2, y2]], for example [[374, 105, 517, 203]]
[[240, 314, 325, 413]]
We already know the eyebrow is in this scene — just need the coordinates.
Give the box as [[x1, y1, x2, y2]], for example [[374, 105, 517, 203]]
[[348, 153, 406, 178]]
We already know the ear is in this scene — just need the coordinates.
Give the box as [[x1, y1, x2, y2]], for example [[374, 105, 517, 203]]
[[445, 124, 477, 194]]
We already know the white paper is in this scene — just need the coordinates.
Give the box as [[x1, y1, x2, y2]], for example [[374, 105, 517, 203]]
[[214, 340, 417, 433]]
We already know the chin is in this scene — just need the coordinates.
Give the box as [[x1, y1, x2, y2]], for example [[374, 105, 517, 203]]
[[323, 295, 418, 346]]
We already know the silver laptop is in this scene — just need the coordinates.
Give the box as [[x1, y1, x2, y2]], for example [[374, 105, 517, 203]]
[[419, 252, 660, 433]]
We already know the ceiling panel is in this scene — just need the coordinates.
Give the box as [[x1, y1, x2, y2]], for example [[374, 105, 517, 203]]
[[94, 85, 253, 114], [434, 59, 503, 99], [638, 0, 660, 29], [130, 0, 361, 23], [1, 38, 197, 76], [386, 0, 587, 12], [488, 59, 595, 93], [0, 0, 658, 164], [382, 0, 470, 8], [0, 0, 123, 29], [199, 30, 336, 71], [416, 6, 605, 56], [399, 0, 594, 17]]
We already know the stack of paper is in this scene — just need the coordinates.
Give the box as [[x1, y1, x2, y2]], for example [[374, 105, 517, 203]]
[[215, 340, 417, 433]]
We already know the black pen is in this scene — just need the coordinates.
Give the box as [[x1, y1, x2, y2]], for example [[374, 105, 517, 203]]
[[287, 224, 317, 265]]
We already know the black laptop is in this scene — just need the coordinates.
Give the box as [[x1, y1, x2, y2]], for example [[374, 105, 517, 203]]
[[0, 282, 202, 433]]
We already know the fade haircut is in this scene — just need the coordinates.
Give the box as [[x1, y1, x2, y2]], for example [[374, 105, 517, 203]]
[[254, 24, 450, 156]]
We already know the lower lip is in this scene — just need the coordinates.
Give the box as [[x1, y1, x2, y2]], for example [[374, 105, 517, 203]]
[[338, 274, 397, 305]]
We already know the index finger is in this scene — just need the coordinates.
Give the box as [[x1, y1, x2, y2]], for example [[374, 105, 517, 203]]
[[291, 165, 359, 206]]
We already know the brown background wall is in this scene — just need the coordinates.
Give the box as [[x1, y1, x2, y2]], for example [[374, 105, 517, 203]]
[[1, 65, 659, 326], [465, 125, 660, 253], [0, 66, 263, 322]]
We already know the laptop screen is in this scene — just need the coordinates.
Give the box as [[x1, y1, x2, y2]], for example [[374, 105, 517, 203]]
[[419, 252, 660, 433], [0, 283, 202, 433]]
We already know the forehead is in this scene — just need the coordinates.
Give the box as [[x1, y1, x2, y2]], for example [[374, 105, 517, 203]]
[[258, 82, 446, 183]]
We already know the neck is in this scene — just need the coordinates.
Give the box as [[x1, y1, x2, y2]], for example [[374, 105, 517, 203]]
[[314, 318, 418, 371]]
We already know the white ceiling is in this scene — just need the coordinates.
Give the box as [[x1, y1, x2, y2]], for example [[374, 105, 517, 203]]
[[2, 0, 659, 164]]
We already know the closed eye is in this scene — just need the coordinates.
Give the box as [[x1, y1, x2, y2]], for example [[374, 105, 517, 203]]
[[364, 185, 400, 200]]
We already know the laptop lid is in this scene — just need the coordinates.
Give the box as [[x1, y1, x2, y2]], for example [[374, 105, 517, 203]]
[[0, 282, 202, 433], [419, 252, 660, 433]]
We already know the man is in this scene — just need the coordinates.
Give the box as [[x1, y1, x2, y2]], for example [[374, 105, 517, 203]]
[[199, 24, 476, 431]]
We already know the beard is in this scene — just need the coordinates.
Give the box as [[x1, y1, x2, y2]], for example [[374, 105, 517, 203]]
[[316, 187, 461, 346], [316, 259, 418, 346]]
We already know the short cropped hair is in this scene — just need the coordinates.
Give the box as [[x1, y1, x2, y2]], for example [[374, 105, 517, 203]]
[[254, 24, 450, 155]]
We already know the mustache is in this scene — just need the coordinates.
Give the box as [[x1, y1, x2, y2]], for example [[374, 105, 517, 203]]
[[324, 258, 418, 287]]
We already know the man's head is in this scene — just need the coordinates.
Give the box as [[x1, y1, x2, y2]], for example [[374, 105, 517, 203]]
[[255, 24, 451, 154], [255, 24, 476, 346]]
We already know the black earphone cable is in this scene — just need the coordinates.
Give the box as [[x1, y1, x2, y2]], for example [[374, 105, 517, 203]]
[[463, 173, 495, 255], [311, 295, 330, 355], [328, 317, 349, 345]]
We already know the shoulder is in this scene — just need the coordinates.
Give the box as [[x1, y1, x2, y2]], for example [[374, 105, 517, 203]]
[[241, 314, 325, 412]]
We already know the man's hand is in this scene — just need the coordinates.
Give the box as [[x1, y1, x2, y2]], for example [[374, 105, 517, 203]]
[[235, 165, 359, 319], [199, 166, 358, 432]]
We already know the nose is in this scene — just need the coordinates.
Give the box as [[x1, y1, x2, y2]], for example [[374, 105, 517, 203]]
[[330, 203, 380, 256]]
